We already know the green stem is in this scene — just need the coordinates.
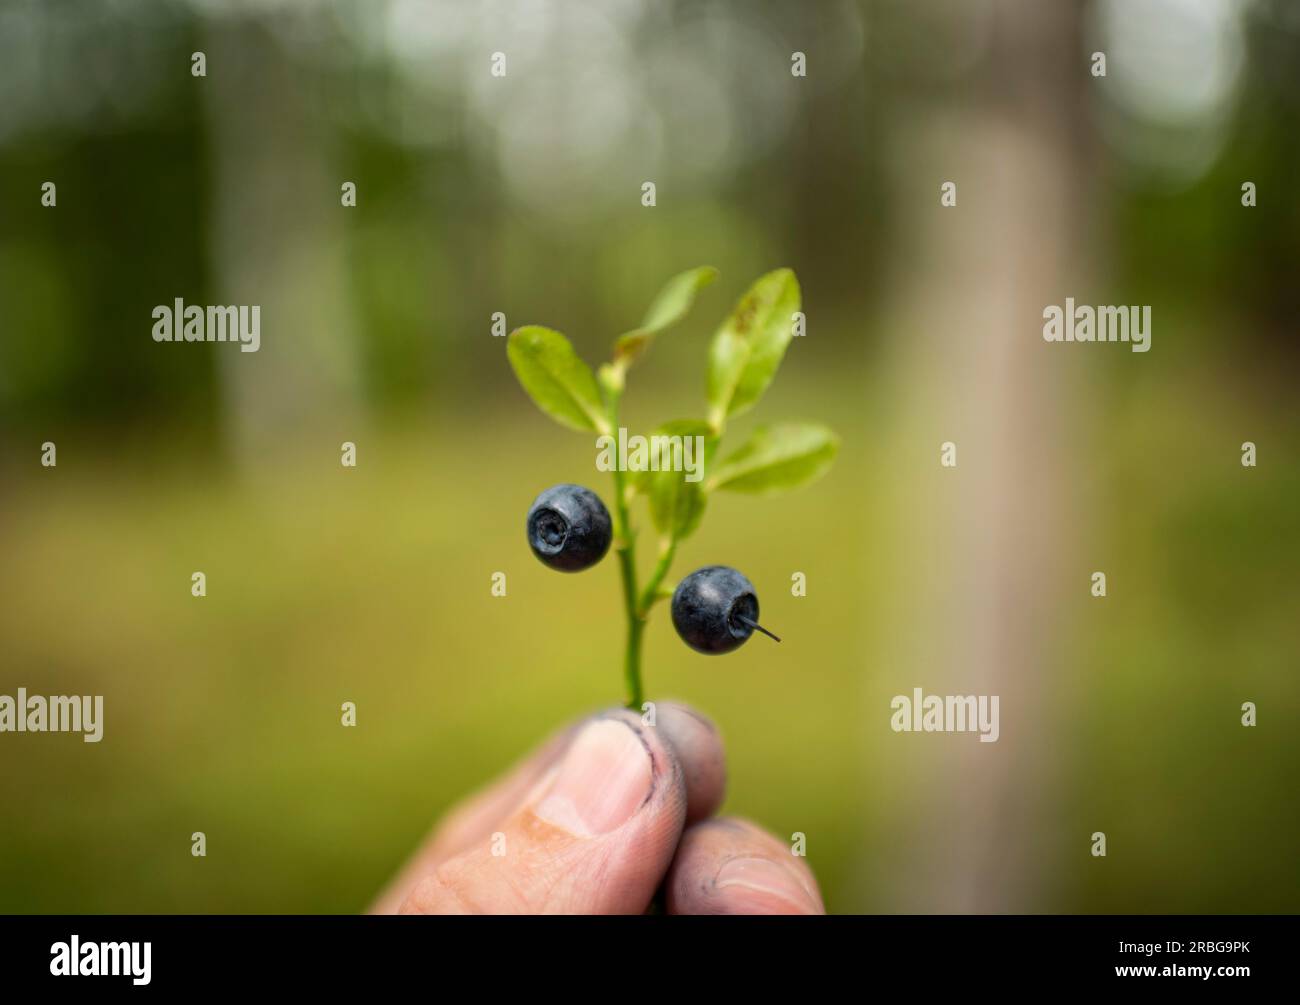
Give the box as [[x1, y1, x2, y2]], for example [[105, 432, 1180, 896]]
[[638, 538, 677, 616], [607, 392, 644, 710], [615, 528, 643, 710]]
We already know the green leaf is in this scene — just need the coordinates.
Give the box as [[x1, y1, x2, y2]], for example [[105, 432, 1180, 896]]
[[507, 326, 609, 434], [706, 269, 801, 430], [640, 266, 719, 331], [707, 423, 839, 495], [640, 419, 714, 540], [613, 266, 718, 368]]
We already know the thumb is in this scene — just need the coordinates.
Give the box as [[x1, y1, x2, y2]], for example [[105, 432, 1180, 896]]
[[398, 704, 724, 914]]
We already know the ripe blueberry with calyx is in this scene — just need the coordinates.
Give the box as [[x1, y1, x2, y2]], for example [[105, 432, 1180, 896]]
[[527, 483, 613, 572], [671, 565, 780, 655]]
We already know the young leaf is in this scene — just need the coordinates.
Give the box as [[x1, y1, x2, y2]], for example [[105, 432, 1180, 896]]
[[613, 266, 718, 369], [706, 269, 801, 430], [707, 423, 839, 494], [640, 419, 713, 540], [507, 326, 610, 434], [640, 266, 719, 331]]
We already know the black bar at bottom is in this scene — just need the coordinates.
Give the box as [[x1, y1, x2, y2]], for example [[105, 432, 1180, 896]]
[[0, 914, 1288, 990]]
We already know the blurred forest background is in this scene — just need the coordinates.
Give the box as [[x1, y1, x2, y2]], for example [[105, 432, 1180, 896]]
[[0, 0, 1296, 913]]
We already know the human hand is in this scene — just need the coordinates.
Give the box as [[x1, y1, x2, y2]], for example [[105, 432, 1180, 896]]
[[370, 703, 824, 915]]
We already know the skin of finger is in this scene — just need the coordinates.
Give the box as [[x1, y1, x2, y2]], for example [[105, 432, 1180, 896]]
[[398, 708, 706, 914], [665, 817, 825, 916], [368, 722, 579, 914], [652, 701, 727, 824]]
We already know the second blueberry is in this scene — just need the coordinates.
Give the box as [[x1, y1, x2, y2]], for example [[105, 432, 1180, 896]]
[[671, 565, 780, 654]]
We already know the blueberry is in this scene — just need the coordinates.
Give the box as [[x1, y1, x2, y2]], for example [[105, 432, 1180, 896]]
[[671, 565, 780, 654], [526, 484, 613, 572]]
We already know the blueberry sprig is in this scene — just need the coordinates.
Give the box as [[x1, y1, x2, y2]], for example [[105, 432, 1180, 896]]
[[508, 267, 839, 708]]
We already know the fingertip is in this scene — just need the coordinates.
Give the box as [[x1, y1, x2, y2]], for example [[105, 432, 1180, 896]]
[[650, 701, 727, 824], [667, 818, 825, 916]]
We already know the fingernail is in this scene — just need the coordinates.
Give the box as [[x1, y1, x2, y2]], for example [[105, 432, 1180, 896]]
[[534, 719, 652, 836], [715, 857, 820, 913]]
